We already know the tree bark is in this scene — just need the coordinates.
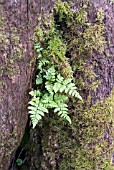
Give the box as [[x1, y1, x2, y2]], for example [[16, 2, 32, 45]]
[[0, 0, 55, 169], [0, 0, 114, 170], [28, 0, 114, 170]]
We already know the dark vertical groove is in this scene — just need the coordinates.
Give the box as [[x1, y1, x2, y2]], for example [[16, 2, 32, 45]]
[[27, 0, 29, 24]]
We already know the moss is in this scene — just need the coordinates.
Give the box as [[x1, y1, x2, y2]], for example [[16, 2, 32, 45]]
[[0, 28, 22, 78], [39, 93, 113, 168], [0, 29, 22, 78], [35, 0, 105, 77], [55, 89, 114, 170], [1, 65, 20, 79], [0, 33, 9, 45], [0, 10, 6, 28], [0, 80, 5, 88], [0, 127, 19, 166], [33, 0, 111, 169]]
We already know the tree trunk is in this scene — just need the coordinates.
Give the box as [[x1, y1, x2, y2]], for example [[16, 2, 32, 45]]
[[0, 0, 114, 170], [28, 0, 114, 170], [0, 0, 55, 169]]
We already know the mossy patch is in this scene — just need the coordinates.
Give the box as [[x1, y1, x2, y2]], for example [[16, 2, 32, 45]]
[[32, 0, 114, 169], [40, 89, 114, 170], [57, 89, 114, 170]]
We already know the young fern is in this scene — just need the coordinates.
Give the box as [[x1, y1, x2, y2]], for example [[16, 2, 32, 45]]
[[28, 91, 48, 128], [28, 42, 82, 128]]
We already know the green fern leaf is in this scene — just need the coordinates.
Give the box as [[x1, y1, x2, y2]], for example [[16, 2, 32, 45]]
[[28, 97, 49, 128], [57, 110, 71, 124], [54, 93, 68, 102], [59, 85, 66, 93], [67, 83, 76, 90], [36, 114, 42, 120], [29, 40, 83, 127], [53, 82, 62, 93], [45, 82, 54, 95], [36, 53, 42, 59], [36, 110, 45, 116], [65, 87, 69, 93], [48, 101, 58, 108], [57, 74, 64, 82], [63, 78, 73, 85], [69, 89, 74, 95], [29, 90, 37, 97], [64, 115, 71, 124], [29, 110, 37, 114], [44, 66, 56, 82], [57, 111, 63, 116], [28, 101, 37, 106], [36, 74, 43, 85], [54, 107, 61, 113], [29, 90, 41, 97], [31, 120, 38, 129], [73, 91, 82, 100], [58, 102, 68, 108], [38, 104, 48, 113], [41, 95, 53, 104]]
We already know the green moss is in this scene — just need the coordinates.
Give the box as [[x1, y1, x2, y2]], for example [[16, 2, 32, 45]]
[[40, 89, 114, 169], [34, 0, 111, 169], [35, 0, 105, 78], [0, 29, 22, 78], [0, 33, 9, 45], [56, 89, 114, 170], [0, 11, 6, 28], [0, 79, 4, 88]]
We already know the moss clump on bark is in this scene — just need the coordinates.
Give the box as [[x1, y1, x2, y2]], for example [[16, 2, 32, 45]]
[[0, 9, 22, 79], [31, 0, 114, 169], [58, 89, 114, 170], [39, 89, 114, 170]]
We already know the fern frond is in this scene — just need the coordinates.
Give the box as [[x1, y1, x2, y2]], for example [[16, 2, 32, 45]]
[[45, 82, 54, 95], [54, 93, 68, 102], [29, 90, 41, 97], [53, 82, 62, 93], [41, 93, 53, 104], [53, 101, 71, 123], [74, 91, 83, 101], [30, 116, 40, 129], [28, 97, 48, 128], [36, 74, 43, 85], [44, 66, 56, 82], [56, 74, 64, 82], [63, 78, 73, 85], [29, 41, 83, 127], [60, 113, 71, 124], [48, 101, 58, 108]]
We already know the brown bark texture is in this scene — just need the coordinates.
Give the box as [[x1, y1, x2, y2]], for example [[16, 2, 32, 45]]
[[0, 0, 55, 169], [90, 0, 114, 101], [0, 0, 114, 170]]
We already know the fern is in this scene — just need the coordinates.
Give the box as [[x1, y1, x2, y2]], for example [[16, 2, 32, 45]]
[[36, 74, 43, 85], [29, 43, 82, 128], [28, 91, 48, 128], [53, 76, 82, 100], [44, 66, 56, 82]]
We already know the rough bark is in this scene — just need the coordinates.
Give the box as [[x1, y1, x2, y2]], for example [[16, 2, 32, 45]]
[[0, 0, 113, 170], [90, 0, 114, 102], [0, 0, 55, 169]]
